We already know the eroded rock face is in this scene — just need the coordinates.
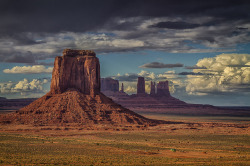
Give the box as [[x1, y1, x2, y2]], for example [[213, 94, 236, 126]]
[[101, 78, 119, 92], [150, 81, 156, 96], [101, 77, 187, 110], [137, 77, 145, 95], [156, 80, 170, 97], [121, 83, 124, 93], [50, 49, 100, 97]]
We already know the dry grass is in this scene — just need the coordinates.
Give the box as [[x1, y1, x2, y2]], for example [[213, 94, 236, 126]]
[[0, 114, 249, 165]]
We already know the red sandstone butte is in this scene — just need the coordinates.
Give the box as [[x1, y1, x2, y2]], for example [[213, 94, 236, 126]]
[[1, 49, 158, 127], [137, 77, 146, 95], [50, 49, 100, 97], [101, 78, 119, 92]]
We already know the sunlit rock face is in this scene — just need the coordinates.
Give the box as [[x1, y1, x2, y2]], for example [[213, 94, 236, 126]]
[[50, 49, 100, 97]]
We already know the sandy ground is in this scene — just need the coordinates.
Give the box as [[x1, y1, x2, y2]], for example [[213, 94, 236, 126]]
[[0, 113, 249, 165]]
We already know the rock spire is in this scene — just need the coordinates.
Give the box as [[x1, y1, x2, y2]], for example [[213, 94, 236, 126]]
[[137, 77, 145, 95], [150, 81, 156, 96]]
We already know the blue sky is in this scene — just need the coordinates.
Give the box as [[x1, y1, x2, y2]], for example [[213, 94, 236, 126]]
[[0, 0, 250, 106]]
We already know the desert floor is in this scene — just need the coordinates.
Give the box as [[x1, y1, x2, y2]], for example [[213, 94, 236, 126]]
[[0, 113, 249, 166]]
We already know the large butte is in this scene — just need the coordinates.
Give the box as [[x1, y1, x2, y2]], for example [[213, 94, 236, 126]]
[[1, 49, 161, 128]]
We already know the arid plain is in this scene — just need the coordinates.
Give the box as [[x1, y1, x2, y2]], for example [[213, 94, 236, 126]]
[[0, 111, 249, 166], [0, 49, 249, 165]]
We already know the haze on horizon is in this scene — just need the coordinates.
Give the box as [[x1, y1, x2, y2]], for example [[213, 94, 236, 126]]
[[0, 0, 250, 106]]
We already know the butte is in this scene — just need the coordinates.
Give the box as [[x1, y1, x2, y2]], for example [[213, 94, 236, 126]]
[[0, 49, 159, 128]]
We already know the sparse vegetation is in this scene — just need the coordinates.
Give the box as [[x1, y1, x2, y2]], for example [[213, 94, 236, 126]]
[[0, 130, 249, 165], [0, 113, 249, 165]]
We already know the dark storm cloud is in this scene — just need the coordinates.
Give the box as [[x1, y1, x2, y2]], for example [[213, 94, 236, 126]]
[[150, 21, 200, 29], [0, 49, 56, 63], [0, 33, 43, 45], [35, 62, 54, 66], [228, 64, 250, 67], [1, 0, 249, 34], [185, 65, 207, 69], [178, 72, 206, 75], [0, 51, 36, 63], [0, 0, 250, 63], [237, 27, 249, 31], [113, 74, 139, 82], [139, 62, 183, 68], [193, 83, 250, 95]]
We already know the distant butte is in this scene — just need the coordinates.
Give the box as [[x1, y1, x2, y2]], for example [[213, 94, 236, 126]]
[[0, 49, 160, 127], [101, 77, 231, 115]]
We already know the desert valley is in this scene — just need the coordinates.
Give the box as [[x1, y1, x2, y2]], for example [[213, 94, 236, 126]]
[[0, 49, 249, 165], [1, 1, 250, 165]]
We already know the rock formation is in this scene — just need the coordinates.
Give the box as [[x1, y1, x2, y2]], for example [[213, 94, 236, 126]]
[[1, 49, 159, 127], [101, 77, 188, 111], [120, 83, 124, 93], [137, 77, 145, 95], [150, 81, 156, 96], [156, 80, 170, 97], [101, 78, 119, 92], [50, 49, 100, 97]]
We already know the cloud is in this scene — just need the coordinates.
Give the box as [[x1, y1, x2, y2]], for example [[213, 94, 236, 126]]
[[139, 62, 183, 68], [112, 73, 139, 82], [0, 51, 36, 63], [157, 70, 186, 88], [157, 70, 178, 79], [138, 70, 156, 80], [186, 53, 250, 95], [1, 0, 249, 35], [150, 21, 200, 29], [113, 70, 156, 82], [0, 78, 49, 96], [178, 72, 205, 75], [3, 65, 53, 74], [125, 85, 137, 94], [228, 64, 250, 67], [185, 65, 207, 69], [0, 1, 249, 63]]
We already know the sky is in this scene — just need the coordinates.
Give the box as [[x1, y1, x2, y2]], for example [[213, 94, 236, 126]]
[[0, 0, 250, 106]]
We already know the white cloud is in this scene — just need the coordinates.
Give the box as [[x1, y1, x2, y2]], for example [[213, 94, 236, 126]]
[[0, 78, 49, 95], [186, 53, 250, 95], [157, 70, 178, 79], [3, 65, 53, 74], [138, 70, 156, 80], [125, 85, 137, 94], [0, 82, 14, 94]]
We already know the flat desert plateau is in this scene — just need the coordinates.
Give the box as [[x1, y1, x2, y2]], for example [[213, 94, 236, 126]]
[[0, 111, 249, 166]]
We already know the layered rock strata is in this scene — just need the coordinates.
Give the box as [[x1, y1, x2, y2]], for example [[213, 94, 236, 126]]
[[137, 77, 146, 95], [101, 78, 119, 92], [50, 49, 100, 97], [121, 83, 124, 93], [156, 80, 171, 97], [150, 81, 156, 96]]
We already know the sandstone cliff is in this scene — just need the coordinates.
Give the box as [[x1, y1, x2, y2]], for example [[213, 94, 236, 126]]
[[101, 78, 119, 92], [137, 77, 146, 95], [50, 49, 100, 97]]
